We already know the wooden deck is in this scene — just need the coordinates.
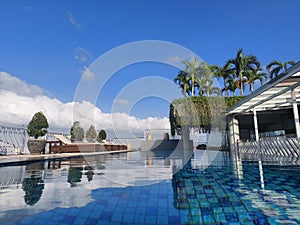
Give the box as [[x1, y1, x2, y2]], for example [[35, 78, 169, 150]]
[[48, 141, 127, 153]]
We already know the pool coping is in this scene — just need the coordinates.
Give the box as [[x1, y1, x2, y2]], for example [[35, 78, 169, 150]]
[[0, 149, 138, 166]]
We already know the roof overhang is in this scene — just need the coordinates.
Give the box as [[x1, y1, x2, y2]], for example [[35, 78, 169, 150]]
[[227, 61, 300, 115]]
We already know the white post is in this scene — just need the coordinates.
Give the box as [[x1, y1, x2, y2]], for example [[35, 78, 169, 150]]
[[253, 108, 259, 142], [228, 115, 240, 159], [258, 160, 265, 190], [291, 88, 300, 139]]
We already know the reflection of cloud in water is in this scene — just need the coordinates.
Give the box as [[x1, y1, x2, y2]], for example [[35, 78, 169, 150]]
[[0, 150, 190, 215]]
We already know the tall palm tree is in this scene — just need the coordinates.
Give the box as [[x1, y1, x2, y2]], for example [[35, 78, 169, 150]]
[[244, 68, 267, 93], [266, 60, 295, 79], [226, 49, 260, 96], [182, 57, 201, 96], [195, 75, 205, 96], [210, 64, 232, 96], [225, 77, 237, 96], [234, 78, 248, 95], [174, 70, 191, 97], [199, 62, 214, 96]]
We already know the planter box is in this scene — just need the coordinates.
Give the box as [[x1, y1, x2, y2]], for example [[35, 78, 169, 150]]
[[27, 140, 46, 155]]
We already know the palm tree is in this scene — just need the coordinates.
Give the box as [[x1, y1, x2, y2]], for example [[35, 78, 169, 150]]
[[195, 75, 205, 96], [234, 78, 248, 95], [182, 57, 201, 96], [174, 70, 191, 97], [244, 69, 267, 93], [266, 60, 295, 79], [226, 49, 260, 96], [210, 64, 232, 96], [225, 78, 237, 96], [199, 62, 214, 96]]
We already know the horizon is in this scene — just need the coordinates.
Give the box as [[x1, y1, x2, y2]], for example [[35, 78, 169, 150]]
[[1, 0, 300, 138]]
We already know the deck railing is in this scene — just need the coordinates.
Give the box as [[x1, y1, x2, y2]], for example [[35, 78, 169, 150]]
[[0, 124, 69, 155], [237, 137, 300, 158]]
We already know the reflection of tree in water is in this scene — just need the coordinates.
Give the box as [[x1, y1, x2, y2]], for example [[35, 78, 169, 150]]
[[84, 166, 94, 182], [172, 161, 192, 210], [22, 177, 44, 206], [68, 166, 83, 187], [22, 162, 45, 206]]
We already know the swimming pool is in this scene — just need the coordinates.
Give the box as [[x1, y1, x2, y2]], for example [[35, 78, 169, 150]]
[[0, 150, 299, 224]]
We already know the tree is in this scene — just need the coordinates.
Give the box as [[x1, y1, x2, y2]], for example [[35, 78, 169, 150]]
[[86, 125, 97, 142], [70, 121, 84, 142], [266, 60, 295, 79], [226, 49, 260, 96], [234, 78, 248, 94], [97, 129, 107, 142], [225, 78, 237, 96], [182, 57, 201, 96], [27, 111, 49, 139], [174, 70, 191, 97], [198, 62, 214, 96], [244, 68, 267, 93], [210, 64, 232, 96]]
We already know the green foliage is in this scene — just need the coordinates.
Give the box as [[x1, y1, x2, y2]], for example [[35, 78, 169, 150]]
[[224, 96, 245, 108], [22, 177, 44, 205], [86, 125, 97, 142], [97, 129, 107, 142], [169, 96, 245, 136], [70, 121, 84, 142], [27, 111, 49, 139]]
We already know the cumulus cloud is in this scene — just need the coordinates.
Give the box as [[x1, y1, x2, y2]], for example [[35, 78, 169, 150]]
[[0, 71, 45, 97], [67, 11, 81, 29], [0, 72, 170, 138]]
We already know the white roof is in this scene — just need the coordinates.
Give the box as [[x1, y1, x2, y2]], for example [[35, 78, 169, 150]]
[[227, 61, 300, 115]]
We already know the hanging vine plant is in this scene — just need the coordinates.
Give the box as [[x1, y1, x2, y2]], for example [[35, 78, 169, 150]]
[[169, 96, 244, 136]]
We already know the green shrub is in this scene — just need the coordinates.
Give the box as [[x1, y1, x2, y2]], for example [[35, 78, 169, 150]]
[[97, 129, 107, 142], [86, 125, 97, 142], [70, 121, 84, 142], [27, 111, 49, 139]]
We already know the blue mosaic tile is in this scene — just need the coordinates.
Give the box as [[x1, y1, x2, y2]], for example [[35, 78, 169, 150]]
[[72, 216, 87, 225]]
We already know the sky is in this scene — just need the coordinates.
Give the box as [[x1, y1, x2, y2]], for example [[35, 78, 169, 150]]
[[0, 0, 300, 137]]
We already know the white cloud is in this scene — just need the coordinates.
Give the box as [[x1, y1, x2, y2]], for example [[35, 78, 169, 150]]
[[0, 72, 170, 138], [114, 99, 129, 105], [74, 46, 93, 63], [81, 66, 95, 81], [165, 54, 197, 69], [67, 11, 81, 29], [0, 71, 45, 97]]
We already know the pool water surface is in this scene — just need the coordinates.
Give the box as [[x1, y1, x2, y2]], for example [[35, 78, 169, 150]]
[[0, 150, 299, 225]]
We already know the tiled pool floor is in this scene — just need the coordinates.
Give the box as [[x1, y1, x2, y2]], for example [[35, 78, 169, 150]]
[[0, 151, 299, 224]]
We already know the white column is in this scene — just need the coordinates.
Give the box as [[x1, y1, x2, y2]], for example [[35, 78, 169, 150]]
[[291, 88, 300, 139], [253, 108, 259, 141], [258, 160, 265, 190], [228, 115, 240, 158]]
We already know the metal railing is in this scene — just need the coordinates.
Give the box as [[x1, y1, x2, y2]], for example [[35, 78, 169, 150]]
[[237, 137, 300, 159], [0, 124, 70, 155], [0, 125, 27, 155]]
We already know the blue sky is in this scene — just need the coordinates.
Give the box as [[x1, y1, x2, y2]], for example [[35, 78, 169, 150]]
[[1, 0, 300, 122]]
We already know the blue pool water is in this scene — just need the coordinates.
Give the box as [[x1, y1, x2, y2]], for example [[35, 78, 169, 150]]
[[0, 150, 299, 225]]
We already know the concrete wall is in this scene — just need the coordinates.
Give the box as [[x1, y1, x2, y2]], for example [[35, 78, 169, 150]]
[[140, 139, 193, 150]]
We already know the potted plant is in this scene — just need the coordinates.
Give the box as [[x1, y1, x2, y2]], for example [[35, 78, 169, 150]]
[[97, 129, 107, 143], [27, 111, 49, 155]]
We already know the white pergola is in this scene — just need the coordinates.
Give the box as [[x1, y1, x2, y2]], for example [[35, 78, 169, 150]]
[[227, 62, 300, 140]]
